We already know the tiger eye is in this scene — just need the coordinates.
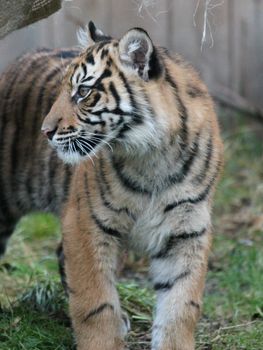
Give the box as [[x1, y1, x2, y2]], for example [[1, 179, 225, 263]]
[[78, 86, 90, 97]]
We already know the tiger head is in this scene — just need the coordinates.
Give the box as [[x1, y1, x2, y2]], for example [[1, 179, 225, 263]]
[[41, 21, 165, 164]]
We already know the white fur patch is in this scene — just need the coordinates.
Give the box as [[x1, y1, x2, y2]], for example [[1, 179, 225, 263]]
[[77, 26, 90, 49], [127, 40, 142, 54], [57, 148, 83, 165]]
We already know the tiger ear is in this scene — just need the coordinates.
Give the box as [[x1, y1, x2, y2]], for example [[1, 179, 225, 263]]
[[77, 21, 111, 48], [118, 28, 162, 81], [88, 21, 111, 43]]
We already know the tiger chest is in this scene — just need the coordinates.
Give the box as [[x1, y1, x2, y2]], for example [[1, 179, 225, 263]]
[[93, 191, 176, 254]]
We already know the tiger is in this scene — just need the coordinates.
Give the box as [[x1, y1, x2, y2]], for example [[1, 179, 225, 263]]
[[0, 21, 223, 350]]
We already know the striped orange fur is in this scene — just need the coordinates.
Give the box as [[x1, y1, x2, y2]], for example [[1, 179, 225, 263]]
[[0, 48, 80, 255], [0, 22, 223, 350]]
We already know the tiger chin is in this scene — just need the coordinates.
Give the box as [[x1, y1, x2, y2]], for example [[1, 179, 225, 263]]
[[2, 21, 223, 350]]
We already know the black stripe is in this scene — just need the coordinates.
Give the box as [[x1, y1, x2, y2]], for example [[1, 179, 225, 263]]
[[178, 133, 199, 177], [94, 69, 112, 87], [91, 107, 134, 118], [82, 303, 114, 323], [193, 134, 213, 184], [176, 228, 206, 240], [77, 113, 105, 126], [57, 126, 76, 135], [95, 162, 134, 218], [112, 133, 199, 193], [118, 71, 137, 111], [148, 46, 163, 79], [86, 53, 95, 65], [164, 161, 221, 213], [76, 73, 81, 83], [189, 300, 200, 309], [81, 62, 87, 77], [116, 113, 143, 139], [91, 213, 122, 239], [96, 41, 110, 52], [187, 85, 207, 98], [107, 57, 113, 67], [53, 49, 80, 59], [56, 242, 68, 293], [62, 164, 72, 202], [165, 69, 188, 150], [154, 270, 190, 291], [89, 92, 101, 108], [152, 228, 206, 259], [84, 172, 122, 239], [111, 156, 151, 195], [109, 82, 120, 107], [99, 157, 112, 195], [164, 133, 200, 185], [100, 48, 109, 60], [82, 76, 93, 82]]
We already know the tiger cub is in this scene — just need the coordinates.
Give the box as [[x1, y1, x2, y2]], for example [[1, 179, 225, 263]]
[[2, 21, 223, 350]]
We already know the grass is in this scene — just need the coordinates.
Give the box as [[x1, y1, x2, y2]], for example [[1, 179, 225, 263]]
[[0, 110, 263, 349]]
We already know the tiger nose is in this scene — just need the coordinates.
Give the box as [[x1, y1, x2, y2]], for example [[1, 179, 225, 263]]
[[41, 127, 57, 140]]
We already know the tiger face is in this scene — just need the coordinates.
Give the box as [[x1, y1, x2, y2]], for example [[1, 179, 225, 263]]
[[41, 21, 163, 164]]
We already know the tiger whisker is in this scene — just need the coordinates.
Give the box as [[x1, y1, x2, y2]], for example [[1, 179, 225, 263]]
[[70, 139, 75, 156], [75, 138, 86, 155], [88, 137, 113, 153], [79, 132, 114, 153], [77, 138, 99, 159], [77, 138, 98, 161]]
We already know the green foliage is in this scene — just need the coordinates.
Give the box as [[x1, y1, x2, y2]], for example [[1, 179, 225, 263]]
[[17, 213, 60, 240], [0, 306, 73, 350], [19, 280, 66, 314]]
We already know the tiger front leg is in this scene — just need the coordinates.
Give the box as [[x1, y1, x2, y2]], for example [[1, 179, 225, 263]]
[[150, 227, 211, 350], [62, 206, 127, 350]]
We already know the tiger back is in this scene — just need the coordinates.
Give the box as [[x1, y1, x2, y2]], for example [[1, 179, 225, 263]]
[[0, 48, 78, 254]]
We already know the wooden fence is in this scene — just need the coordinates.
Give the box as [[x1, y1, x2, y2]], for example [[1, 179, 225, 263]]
[[0, 0, 263, 112]]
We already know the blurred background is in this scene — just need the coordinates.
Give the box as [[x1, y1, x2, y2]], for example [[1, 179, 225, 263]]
[[1, 0, 263, 115], [0, 1, 262, 350]]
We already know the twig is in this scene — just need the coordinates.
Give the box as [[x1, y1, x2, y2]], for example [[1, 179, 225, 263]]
[[218, 320, 259, 332], [193, 0, 224, 51], [201, 0, 209, 50], [132, 0, 162, 23]]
